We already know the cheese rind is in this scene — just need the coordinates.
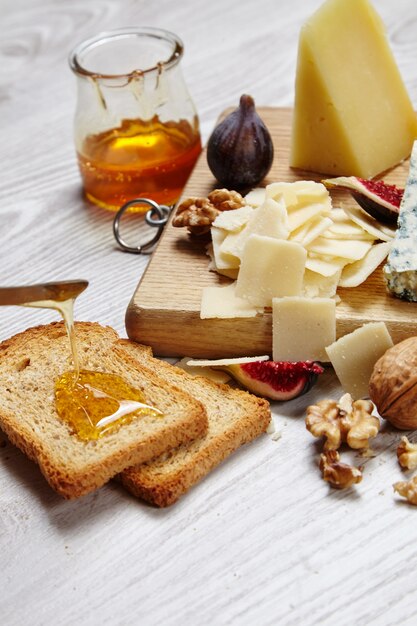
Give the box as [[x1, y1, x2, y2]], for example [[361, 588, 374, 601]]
[[290, 0, 417, 178], [325, 322, 393, 398], [384, 141, 417, 301]]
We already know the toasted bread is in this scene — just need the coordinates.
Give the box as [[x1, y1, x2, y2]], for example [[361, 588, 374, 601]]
[[0, 322, 207, 498], [118, 341, 271, 507]]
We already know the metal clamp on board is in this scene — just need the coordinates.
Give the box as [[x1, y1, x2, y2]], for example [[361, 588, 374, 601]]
[[113, 198, 172, 254]]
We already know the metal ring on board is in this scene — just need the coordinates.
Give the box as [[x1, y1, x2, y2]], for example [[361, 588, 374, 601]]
[[113, 198, 172, 254]]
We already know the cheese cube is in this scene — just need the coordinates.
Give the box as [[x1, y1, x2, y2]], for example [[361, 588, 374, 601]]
[[325, 322, 393, 398], [272, 296, 336, 362], [235, 235, 307, 306], [290, 0, 417, 178]]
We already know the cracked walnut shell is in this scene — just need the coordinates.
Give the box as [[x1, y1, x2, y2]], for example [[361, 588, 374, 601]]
[[319, 450, 363, 489], [172, 189, 245, 235], [306, 393, 379, 450], [369, 337, 417, 430]]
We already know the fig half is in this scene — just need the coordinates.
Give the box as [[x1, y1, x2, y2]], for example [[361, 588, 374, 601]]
[[224, 360, 324, 401], [322, 176, 403, 224]]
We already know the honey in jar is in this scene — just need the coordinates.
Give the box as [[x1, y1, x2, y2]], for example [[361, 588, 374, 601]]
[[77, 115, 201, 210], [70, 28, 202, 211]]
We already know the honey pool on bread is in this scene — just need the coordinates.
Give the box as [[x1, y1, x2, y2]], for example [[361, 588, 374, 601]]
[[27, 296, 163, 442]]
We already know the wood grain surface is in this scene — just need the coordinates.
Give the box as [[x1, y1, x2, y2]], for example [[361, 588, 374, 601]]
[[127, 107, 414, 357], [2, 2, 417, 625]]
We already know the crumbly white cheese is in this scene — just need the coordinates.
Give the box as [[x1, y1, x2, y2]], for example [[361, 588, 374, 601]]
[[384, 141, 417, 301]]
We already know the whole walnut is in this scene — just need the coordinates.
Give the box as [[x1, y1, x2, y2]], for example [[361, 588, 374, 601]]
[[369, 337, 417, 429]]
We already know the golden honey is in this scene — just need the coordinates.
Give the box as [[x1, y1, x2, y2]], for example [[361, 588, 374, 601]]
[[77, 116, 202, 210], [55, 369, 162, 441]]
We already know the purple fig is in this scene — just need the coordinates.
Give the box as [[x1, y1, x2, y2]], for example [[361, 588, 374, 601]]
[[222, 360, 324, 401], [206, 94, 274, 190], [322, 176, 403, 224]]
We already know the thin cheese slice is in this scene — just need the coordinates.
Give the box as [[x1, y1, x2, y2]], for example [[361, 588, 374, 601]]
[[212, 205, 254, 232], [211, 226, 240, 270], [244, 188, 266, 207], [272, 296, 336, 362], [175, 358, 232, 383], [324, 219, 375, 240], [200, 282, 262, 318], [290, 0, 417, 178], [342, 206, 396, 242], [236, 235, 307, 306], [306, 254, 349, 276], [325, 322, 393, 398], [339, 241, 391, 288], [307, 236, 373, 261], [187, 355, 269, 367], [220, 198, 289, 261], [290, 216, 333, 246], [287, 203, 326, 232], [302, 268, 341, 298]]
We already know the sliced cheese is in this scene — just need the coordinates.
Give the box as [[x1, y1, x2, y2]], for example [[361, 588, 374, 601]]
[[324, 218, 375, 240], [244, 187, 266, 207], [236, 235, 307, 306], [212, 205, 254, 232], [175, 358, 232, 383], [200, 282, 262, 318], [342, 206, 396, 242], [272, 296, 336, 362], [339, 241, 391, 288], [290, 216, 333, 246], [290, 0, 417, 178], [220, 197, 289, 261], [325, 322, 393, 398], [287, 202, 326, 232], [307, 236, 373, 261], [302, 268, 341, 298], [305, 254, 349, 276], [187, 355, 269, 367], [211, 226, 240, 270]]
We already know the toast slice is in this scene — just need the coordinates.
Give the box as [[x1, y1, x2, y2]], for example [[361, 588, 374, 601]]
[[118, 340, 271, 507], [0, 322, 207, 498]]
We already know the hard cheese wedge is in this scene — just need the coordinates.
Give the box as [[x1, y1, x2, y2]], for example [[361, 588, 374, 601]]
[[384, 141, 417, 301], [290, 0, 417, 178]]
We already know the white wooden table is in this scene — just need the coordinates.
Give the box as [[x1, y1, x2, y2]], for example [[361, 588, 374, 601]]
[[2, 1, 417, 624]]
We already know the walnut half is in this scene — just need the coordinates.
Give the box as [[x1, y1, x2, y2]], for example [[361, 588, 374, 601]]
[[394, 476, 417, 505], [319, 451, 363, 489], [306, 393, 379, 451], [172, 189, 245, 235], [397, 436, 417, 470]]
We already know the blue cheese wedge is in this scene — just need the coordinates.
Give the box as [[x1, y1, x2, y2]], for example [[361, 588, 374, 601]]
[[384, 142, 417, 301]]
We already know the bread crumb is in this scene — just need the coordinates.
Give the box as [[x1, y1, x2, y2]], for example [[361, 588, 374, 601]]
[[266, 418, 275, 434]]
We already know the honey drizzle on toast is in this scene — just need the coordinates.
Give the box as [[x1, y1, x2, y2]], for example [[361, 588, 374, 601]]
[[24, 297, 163, 440]]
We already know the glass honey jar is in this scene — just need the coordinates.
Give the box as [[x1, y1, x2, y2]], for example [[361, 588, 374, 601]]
[[69, 28, 202, 211]]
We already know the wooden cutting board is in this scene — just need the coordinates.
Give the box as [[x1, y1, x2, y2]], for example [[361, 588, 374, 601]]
[[126, 107, 415, 357]]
